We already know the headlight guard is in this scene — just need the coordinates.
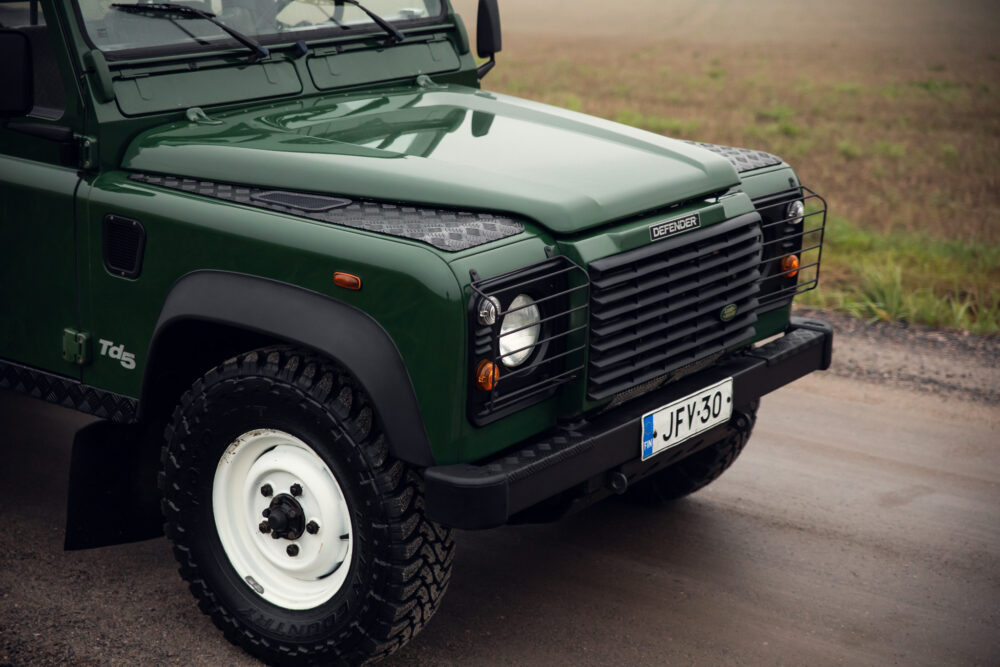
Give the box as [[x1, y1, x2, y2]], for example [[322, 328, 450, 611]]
[[468, 255, 590, 425]]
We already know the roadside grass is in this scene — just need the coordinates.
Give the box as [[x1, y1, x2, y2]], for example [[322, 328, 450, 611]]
[[490, 50, 1000, 246], [485, 37, 1000, 333], [798, 217, 1000, 334], [612, 110, 701, 137]]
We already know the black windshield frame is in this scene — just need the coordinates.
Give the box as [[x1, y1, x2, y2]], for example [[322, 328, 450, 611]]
[[71, 0, 451, 63]]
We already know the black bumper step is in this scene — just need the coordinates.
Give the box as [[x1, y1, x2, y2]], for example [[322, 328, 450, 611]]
[[425, 317, 833, 529]]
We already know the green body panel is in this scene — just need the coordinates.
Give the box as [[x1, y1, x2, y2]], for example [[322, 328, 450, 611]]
[[0, 156, 81, 375], [0, 2, 88, 375], [739, 164, 801, 200], [739, 166, 801, 342], [557, 192, 757, 264], [0, 0, 812, 467], [121, 85, 741, 234], [755, 305, 793, 340], [79, 171, 477, 462]]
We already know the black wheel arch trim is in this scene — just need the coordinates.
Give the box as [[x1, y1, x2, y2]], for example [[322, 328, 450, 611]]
[[140, 270, 435, 467]]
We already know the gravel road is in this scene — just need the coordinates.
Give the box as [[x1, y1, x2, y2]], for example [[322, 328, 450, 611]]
[[2, 312, 998, 666]]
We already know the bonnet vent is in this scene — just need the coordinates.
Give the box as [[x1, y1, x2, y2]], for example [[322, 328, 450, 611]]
[[250, 191, 352, 212]]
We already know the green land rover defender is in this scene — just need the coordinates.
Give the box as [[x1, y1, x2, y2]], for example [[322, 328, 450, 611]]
[[0, 0, 831, 663]]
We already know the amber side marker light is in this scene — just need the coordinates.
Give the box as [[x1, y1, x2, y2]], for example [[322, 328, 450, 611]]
[[781, 255, 800, 278], [333, 272, 362, 290], [475, 360, 500, 392]]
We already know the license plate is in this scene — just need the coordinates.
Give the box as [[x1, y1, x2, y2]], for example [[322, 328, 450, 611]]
[[640, 378, 733, 461]]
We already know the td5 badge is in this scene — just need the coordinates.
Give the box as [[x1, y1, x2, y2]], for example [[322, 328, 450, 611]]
[[98, 338, 136, 370]]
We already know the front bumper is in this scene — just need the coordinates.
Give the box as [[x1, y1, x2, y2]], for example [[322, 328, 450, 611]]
[[425, 317, 833, 529]]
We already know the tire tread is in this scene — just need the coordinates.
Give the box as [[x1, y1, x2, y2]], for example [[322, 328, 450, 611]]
[[160, 346, 454, 665]]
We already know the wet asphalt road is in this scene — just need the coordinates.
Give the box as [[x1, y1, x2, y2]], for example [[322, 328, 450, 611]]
[[1, 370, 998, 666]]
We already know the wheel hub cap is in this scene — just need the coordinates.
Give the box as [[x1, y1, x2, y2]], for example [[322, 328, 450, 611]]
[[263, 493, 305, 540]]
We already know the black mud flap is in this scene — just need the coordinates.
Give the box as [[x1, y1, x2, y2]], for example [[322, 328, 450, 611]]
[[64, 420, 164, 550]]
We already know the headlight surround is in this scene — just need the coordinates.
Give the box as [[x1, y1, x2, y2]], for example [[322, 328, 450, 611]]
[[466, 255, 589, 425], [498, 294, 541, 368]]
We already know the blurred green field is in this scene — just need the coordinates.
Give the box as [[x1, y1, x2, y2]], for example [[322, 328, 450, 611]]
[[452, 0, 1000, 333]]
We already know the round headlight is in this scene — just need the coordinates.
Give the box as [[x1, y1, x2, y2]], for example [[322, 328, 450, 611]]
[[786, 200, 805, 225], [499, 294, 541, 368]]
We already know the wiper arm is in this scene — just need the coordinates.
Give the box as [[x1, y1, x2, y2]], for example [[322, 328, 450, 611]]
[[332, 0, 405, 43], [111, 3, 269, 60]]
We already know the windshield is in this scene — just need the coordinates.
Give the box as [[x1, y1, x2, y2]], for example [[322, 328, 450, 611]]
[[76, 0, 445, 57]]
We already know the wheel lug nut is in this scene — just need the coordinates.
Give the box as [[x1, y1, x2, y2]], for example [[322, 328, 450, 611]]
[[306, 521, 319, 535], [287, 544, 299, 557], [259, 521, 271, 534], [262, 508, 271, 518], [290, 483, 303, 497], [261, 484, 273, 497]]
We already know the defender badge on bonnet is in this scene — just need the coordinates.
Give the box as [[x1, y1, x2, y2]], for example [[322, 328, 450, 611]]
[[649, 212, 701, 242]]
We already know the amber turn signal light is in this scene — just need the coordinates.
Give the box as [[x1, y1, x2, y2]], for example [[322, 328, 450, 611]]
[[333, 272, 362, 290], [475, 360, 499, 392], [781, 254, 800, 278]]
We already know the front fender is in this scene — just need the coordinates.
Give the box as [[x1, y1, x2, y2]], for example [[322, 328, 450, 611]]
[[141, 270, 435, 467]]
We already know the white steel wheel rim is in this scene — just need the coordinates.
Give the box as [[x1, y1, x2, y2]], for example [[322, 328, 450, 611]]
[[212, 429, 353, 610]]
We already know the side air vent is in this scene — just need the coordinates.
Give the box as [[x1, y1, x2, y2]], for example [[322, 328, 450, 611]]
[[250, 191, 352, 212], [103, 215, 146, 279]]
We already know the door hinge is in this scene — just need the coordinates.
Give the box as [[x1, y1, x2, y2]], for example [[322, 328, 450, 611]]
[[77, 135, 97, 170], [62, 328, 91, 365]]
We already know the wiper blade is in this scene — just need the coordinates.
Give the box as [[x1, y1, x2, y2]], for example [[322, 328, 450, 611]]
[[111, 2, 269, 60], [332, 0, 405, 43]]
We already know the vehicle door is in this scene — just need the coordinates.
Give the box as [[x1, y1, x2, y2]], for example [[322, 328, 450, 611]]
[[0, 0, 85, 377]]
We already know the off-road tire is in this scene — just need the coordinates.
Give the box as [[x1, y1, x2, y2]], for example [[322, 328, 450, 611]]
[[629, 401, 760, 504], [160, 346, 454, 665]]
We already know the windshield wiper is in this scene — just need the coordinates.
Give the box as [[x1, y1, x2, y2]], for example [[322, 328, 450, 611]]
[[331, 0, 405, 44], [111, 3, 269, 60]]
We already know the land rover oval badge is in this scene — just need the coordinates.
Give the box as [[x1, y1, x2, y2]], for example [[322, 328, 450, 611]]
[[720, 303, 738, 322]]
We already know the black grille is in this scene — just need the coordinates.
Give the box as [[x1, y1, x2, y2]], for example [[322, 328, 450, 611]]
[[587, 212, 763, 400], [102, 215, 146, 279]]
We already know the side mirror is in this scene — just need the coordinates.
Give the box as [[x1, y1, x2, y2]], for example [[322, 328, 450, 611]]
[[0, 30, 33, 116], [476, 0, 501, 78]]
